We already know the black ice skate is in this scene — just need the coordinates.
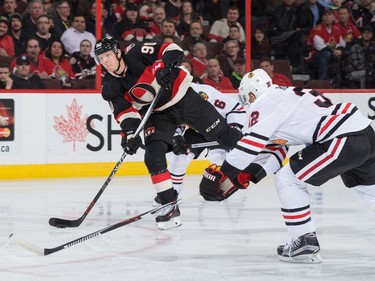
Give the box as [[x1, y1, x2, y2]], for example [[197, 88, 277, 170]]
[[277, 232, 322, 263], [152, 194, 162, 208], [155, 202, 182, 230]]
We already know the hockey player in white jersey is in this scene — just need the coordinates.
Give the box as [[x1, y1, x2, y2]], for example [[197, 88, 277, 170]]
[[199, 69, 375, 263]]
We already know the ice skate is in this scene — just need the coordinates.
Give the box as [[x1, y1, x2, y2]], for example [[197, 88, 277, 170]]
[[277, 232, 322, 263], [155, 202, 182, 230], [152, 194, 162, 208]]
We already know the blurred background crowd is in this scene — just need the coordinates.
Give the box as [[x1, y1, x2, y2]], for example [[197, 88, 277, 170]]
[[0, 0, 374, 90]]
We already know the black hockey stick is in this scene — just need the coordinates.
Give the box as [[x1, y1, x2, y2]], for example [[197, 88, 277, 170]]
[[11, 200, 180, 256], [49, 84, 166, 228]]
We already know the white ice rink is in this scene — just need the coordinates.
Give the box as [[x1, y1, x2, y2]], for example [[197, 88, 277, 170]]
[[0, 174, 374, 281]]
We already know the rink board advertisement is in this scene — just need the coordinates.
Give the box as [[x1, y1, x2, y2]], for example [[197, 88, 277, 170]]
[[0, 91, 374, 178]]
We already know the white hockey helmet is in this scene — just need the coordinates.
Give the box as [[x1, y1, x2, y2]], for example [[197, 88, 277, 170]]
[[238, 69, 272, 106]]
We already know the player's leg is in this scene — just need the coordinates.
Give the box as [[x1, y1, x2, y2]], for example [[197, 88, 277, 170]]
[[178, 88, 243, 150], [144, 113, 181, 230], [168, 129, 208, 194], [276, 133, 374, 263], [275, 163, 321, 263], [341, 126, 375, 209]]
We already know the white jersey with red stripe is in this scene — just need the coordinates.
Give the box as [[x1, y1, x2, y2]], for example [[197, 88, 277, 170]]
[[190, 83, 246, 128], [226, 85, 372, 170]]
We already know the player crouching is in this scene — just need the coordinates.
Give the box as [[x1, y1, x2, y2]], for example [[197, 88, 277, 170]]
[[199, 69, 375, 263]]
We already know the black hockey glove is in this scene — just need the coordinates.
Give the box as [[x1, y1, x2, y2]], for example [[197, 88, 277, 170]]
[[172, 135, 190, 155], [121, 131, 142, 155], [199, 164, 251, 201], [155, 67, 178, 89]]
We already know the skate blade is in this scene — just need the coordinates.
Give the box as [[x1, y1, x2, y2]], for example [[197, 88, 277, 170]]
[[157, 217, 182, 230], [279, 253, 323, 264]]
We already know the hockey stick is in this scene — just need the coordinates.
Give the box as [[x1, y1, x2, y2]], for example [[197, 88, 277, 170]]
[[11, 200, 180, 256], [49, 85, 166, 229], [190, 141, 219, 149]]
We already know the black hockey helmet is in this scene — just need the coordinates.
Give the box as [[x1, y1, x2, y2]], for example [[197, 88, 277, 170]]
[[94, 35, 119, 65]]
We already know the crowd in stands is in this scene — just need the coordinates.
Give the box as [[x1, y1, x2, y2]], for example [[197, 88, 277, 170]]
[[0, 0, 375, 90]]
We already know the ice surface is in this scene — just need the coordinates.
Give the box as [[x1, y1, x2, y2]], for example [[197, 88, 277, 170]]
[[0, 175, 374, 281]]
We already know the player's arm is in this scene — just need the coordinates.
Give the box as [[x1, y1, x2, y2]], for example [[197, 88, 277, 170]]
[[102, 78, 142, 155], [200, 100, 286, 201]]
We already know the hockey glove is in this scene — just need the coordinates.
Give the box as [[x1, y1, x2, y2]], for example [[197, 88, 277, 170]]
[[155, 67, 178, 89], [172, 135, 190, 155], [121, 131, 142, 155], [199, 164, 251, 201]]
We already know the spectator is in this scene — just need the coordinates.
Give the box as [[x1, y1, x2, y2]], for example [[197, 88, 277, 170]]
[[229, 57, 246, 88], [148, 6, 166, 36], [336, 6, 361, 46], [69, 39, 96, 80], [8, 13, 26, 56], [69, 0, 91, 19], [296, 0, 325, 36], [52, 0, 71, 39], [9, 55, 44, 89], [44, 39, 75, 87], [86, 0, 119, 40], [165, 0, 182, 21], [259, 57, 293, 86], [251, 0, 273, 33], [0, 16, 14, 56], [22, 0, 45, 37], [180, 58, 203, 83], [33, 15, 57, 54], [201, 58, 234, 90], [0, 0, 18, 19], [0, 62, 13, 89], [191, 42, 208, 77], [180, 20, 206, 57], [10, 37, 54, 78], [115, 3, 151, 42], [344, 25, 375, 88], [61, 15, 96, 56], [251, 24, 271, 59], [139, 0, 162, 23], [176, 0, 202, 38], [348, 0, 373, 29], [208, 6, 245, 43], [42, 0, 54, 17], [112, 0, 126, 22], [152, 18, 181, 44], [222, 24, 245, 53], [331, 0, 346, 22], [218, 40, 244, 77], [307, 8, 345, 80], [270, 0, 306, 71]]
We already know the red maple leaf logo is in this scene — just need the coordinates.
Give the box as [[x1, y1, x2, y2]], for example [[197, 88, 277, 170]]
[[53, 98, 94, 152]]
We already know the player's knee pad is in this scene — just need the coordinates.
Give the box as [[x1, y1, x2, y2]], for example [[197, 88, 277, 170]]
[[144, 140, 169, 174], [275, 163, 310, 206], [216, 126, 243, 150]]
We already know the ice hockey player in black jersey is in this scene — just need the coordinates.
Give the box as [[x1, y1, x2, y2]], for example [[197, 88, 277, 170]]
[[94, 35, 242, 230], [199, 69, 375, 263]]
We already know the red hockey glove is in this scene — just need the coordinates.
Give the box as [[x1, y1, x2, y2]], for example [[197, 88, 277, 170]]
[[199, 164, 251, 201]]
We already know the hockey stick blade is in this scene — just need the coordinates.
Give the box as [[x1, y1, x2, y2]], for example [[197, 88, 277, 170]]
[[11, 200, 180, 256]]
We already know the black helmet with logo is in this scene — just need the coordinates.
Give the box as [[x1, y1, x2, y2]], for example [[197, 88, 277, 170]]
[[94, 35, 119, 64]]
